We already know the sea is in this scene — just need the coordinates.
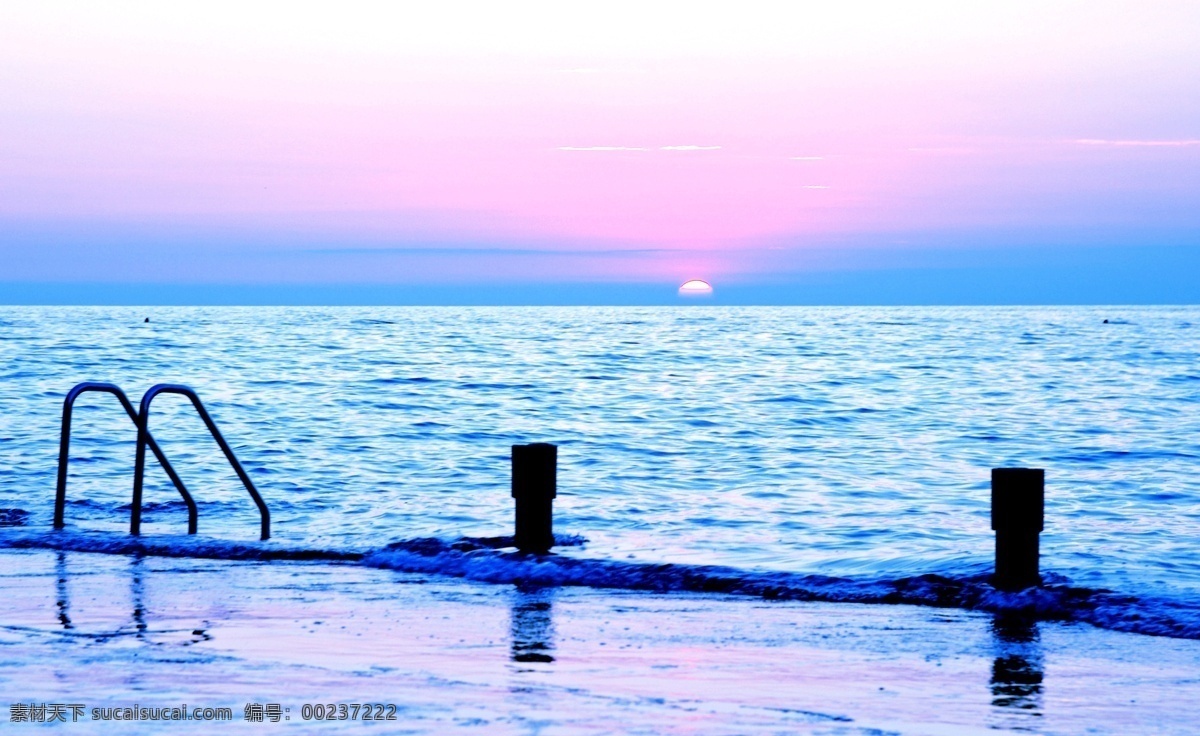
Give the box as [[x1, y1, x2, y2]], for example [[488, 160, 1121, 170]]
[[2, 305, 1198, 643]]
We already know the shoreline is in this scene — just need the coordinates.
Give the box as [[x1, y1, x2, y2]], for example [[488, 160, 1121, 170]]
[[3, 527, 1199, 642], [2, 548, 1198, 734]]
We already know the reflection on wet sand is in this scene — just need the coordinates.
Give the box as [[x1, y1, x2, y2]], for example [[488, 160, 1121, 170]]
[[130, 555, 147, 639], [509, 586, 555, 664], [55, 551, 73, 630], [989, 614, 1044, 725], [49, 553, 211, 646], [52, 553, 149, 638]]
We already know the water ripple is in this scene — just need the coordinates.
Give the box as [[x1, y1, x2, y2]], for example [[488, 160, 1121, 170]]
[[2, 305, 1199, 614]]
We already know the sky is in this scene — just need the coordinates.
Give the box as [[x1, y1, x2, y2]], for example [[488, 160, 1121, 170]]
[[1, 1, 1198, 304]]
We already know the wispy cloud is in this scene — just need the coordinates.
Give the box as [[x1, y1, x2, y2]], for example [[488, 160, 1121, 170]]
[[660, 145, 721, 151], [907, 146, 977, 155], [304, 246, 676, 257], [803, 185, 829, 189], [790, 156, 824, 161], [558, 146, 647, 151], [1074, 138, 1200, 147]]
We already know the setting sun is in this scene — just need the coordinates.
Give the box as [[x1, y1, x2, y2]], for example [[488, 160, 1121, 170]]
[[679, 279, 713, 295]]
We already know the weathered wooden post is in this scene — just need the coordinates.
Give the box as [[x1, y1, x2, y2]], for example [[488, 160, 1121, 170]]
[[991, 468, 1044, 591], [512, 443, 557, 553]]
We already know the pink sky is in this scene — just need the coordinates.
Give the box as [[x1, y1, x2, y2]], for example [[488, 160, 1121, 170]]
[[1, 2, 1198, 288]]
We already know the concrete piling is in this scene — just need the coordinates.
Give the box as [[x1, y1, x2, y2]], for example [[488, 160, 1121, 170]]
[[512, 443, 557, 553], [991, 468, 1044, 592]]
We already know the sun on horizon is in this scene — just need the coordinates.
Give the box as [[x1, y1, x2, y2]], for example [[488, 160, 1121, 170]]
[[678, 279, 714, 297]]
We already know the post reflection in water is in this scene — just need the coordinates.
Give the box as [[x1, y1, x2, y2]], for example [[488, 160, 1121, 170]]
[[55, 552, 73, 630], [989, 614, 1045, 723], [130, 555, 147, 639], [509, 586, 555, 665]]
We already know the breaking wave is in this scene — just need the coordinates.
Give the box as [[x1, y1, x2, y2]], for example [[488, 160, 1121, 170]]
[[2, 526, 1197, 641]]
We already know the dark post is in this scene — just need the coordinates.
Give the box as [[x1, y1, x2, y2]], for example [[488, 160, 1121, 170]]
[[991, 468, 1044, 592], [512, 443, 557, 553]]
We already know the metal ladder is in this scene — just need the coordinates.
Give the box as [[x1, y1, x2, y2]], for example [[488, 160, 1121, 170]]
[[55, 382, 270, 540]]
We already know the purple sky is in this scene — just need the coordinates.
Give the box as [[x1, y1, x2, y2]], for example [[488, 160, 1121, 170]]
[[2, 2, 1198, 302]]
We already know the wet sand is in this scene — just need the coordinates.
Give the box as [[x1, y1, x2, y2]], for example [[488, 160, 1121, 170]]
[[1, 548, 1198, 734]]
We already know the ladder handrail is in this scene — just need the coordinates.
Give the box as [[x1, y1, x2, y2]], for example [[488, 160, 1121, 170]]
[[56, 382, 198, 534], [132, 384, 270, 541]]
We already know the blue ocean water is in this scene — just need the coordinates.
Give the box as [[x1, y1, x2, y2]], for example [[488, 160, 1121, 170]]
[[2, 306, 1198, 637]]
